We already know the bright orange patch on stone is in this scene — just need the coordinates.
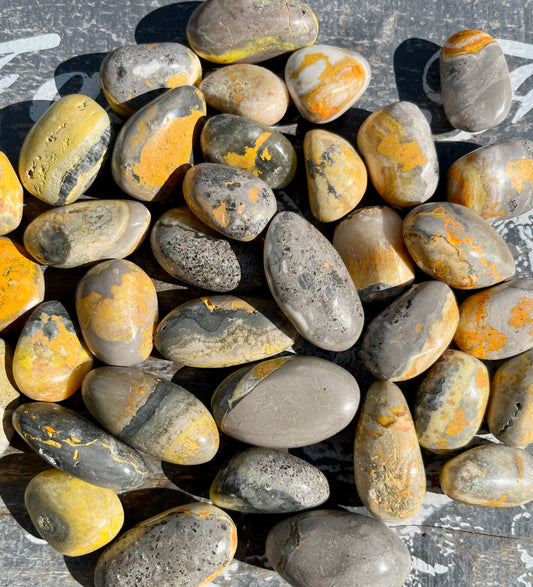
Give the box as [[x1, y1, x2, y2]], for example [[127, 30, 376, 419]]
[[442, 30, 494, 57], [212, 202, 229, 227], [508, 297, 533, 335], [377, 135, 428, 172], [223, 131, 271, 174], [505, 158, 533, 194], [0, 152, 23, 235], [444, 407, 468, 437]]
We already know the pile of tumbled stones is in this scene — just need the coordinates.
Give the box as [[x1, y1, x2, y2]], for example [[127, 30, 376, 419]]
[[1, 0, 533, 584]]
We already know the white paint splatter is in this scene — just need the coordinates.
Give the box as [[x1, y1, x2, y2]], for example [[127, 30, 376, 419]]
[[411, 555, 449, 577]]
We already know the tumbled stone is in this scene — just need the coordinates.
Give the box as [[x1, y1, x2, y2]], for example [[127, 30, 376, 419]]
[[415, 349, 490, 453], [285, 44, 371, 124], [333, 206, 415, 302], [154, 295, 297, 368], [82, 366, 219, 465], [211, 355, 359, 448], [0, 339, 19, 455], [210, 447, 329, 513], [361, 281, 459, 381], [94, 503, 237, 587], [186, 0, 318, 64], [200, 114, 297, 189], [75, 259, 158, 366], [183, 162, 277, 241], [354, 381, 425, 523], [199, 63, 289, 125], [13, 301, 93, 402], [19, 94, 112, 206], [112, 85, 206, 202], [440, 30, 512, 132], [0, 152, 23, 235], [100, 43, 202, 118], [266, 510, 411, 587], [25, 469, 124, 556], [13, 402, 148, 490], [357, 101, 439, 207], [23, 199, 151, 269], [264, 211, 364, 351], [440, 444, 533, 507]]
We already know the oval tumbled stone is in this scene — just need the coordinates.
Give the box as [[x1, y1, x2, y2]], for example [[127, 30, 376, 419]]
[[211, 355, 360, 448], [0, 152, 23, 236], [0, 339, 19, 455]]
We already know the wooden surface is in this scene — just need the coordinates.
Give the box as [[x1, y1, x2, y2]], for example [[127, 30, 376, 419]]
[[0, 0, 532, 585]]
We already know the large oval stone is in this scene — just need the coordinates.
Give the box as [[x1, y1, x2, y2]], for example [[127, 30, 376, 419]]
[[403, 201, 515, 289], [19, 94, 112, 206], [0, 339, 19, 455], [211, 355, 360, 448], [264, 211, 364, 351], [0, 152, 23, 236]]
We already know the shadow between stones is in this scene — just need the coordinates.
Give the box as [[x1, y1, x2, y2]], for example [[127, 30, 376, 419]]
[[135, 1, 202, 45]]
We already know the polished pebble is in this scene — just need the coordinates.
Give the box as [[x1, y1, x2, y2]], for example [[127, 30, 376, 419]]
[[266, 510, 411, 587], [440, 30, 512, 132], [264, 211, 364, 351], [25, 469, 124, 556], [13, 402, 148, 490], [94, 502, 237, 587], [357, 101, 439, 207], [18, 94, 111, 206], [211, 355, 360, 448], [0, 152, 23, 235], [154, 295, 297, 368], [0, 339, 19, 455]]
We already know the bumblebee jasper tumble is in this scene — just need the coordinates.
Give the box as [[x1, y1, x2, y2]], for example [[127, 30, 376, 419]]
[[0, 152, 23, 235], [19, 94, 111, 206], [0, 339, 19, 455], [25, 469, 124, 556]]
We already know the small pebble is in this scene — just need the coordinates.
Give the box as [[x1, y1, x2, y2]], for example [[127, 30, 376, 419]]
[[0, 339, 19, 455], [0, 152, 23, 235]]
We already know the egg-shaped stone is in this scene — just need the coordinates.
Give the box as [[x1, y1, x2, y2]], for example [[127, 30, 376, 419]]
[[360, 281, 459, 382], [0, 152, 23, 236], [19, 94, 112, 206], [94, 503, 237, 587], [333, 206, 415, 303], [210, 447, 329, 513], [403, 202, 515, 289], [266, 510, 411, 587], [285, 44, 371, 124], [183, 162, 277, 241], [23, 199, 151, 269], [264, 211, 364, 351], [76, 259, 158, 366], [440, 30, 512, 132], [211, 355, 359, 448], [13, 301, 93, 402], [186, 0, 318, 64], [357, 101, 439, 207], [154, 295, 297, 368], [440, 444, 533, 507], [200, 114, 297, 189], [415, 349, 490, 453], [0, 339, 19, 455], [354, 381, 425, 523], [13, 402, 148, 490], [82, 366, 219, 465], [100, 43, 202, 118], [112, 85, 206, 202], [25, 469, 124, 556]]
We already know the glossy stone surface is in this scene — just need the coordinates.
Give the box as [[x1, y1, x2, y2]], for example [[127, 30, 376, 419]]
[[94, 503, 237, 587], [186, 0, 318, 64], [13, 301, 93, 402], [112, 85, 206, 202], [266, 510, 411, 587], [440, 30, 512, 132], [0, 152, 23, 235], [18, 94, 111, 206], [211, 447, 329, 514], [264, 211, 364, 351], [211, 355, 359, 448], [200, 114, 297, 189], [100, 43, 202, 118], [357, 101, 439, 207], [0, 339, 19, 455], [154, 295, 297, 368], [25, 469, 124, 556], [13, 402, 148, 490], [199, 64, 289, 125], [183, 162, 277, 241], [82, 366, 219, 465], [24, 199, 151, 268], [360, 281, 459, 381], [403, 201, 515, 289], [76, 259, 158, 366], [354, 381, 425, 523], [333, 206, 415, 302], [440, 444, 533, 507], [415, 349, 490, 453]]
